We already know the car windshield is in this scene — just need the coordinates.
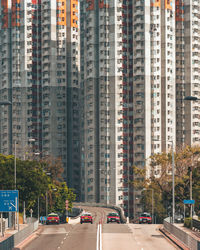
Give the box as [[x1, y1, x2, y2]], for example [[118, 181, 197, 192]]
[[82, 213, 91, 216], [108, 213, 119, 217], [140, 213, 151, 217], [48, 213, 58, 217]]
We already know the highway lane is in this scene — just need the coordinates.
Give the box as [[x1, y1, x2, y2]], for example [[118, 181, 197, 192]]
[[102, 223, 177, 250], [23, 206, 111, 250], [23, 206, 177, 250]]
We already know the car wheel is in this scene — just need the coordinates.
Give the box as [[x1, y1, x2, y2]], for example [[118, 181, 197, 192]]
[[80, 221, 82, 224], [91, 221, 93, 224], [107, 221, 109, 224]]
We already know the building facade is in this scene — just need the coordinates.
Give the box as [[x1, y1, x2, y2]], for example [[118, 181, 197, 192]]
[[0, 0, 81, 198], [80, 0, 200, 218], [0, 0, 200, 219]]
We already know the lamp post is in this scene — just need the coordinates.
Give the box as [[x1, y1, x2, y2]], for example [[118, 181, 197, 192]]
[[184, 95, 199, 218], [171, 140, 175, 224], [153, 138, 175, 223], [143, 188, 154, 224], [14, 141, 16, 190], [0, 101, 13, 228]]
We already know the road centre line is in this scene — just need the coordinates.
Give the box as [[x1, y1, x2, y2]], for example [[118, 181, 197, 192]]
[[96, 223, 100, 250], [100, 223, 102, 250]]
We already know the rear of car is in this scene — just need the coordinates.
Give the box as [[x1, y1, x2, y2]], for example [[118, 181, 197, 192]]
[[46, 213, 60, 225], [139, 213, 152, 224], [107, 213, 120, 224], [80, 213, 93, 224]]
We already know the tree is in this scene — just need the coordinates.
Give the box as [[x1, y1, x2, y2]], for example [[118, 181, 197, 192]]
[[149, 146, 200, 212], [132, 145, 200, 220], [39, 156, 64, 182], [0, 154, 76, 216]]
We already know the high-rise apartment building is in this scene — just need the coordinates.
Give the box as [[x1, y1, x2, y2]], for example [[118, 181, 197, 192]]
[[0, 0, 81, 198], [80, 0, 200, 218], [1, 0, 200, 219], [80, 0, 134, 215], [176, 0, 200, 147]]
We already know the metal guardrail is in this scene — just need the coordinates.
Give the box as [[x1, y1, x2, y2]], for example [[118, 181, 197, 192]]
[[193, 219, 200, 231]]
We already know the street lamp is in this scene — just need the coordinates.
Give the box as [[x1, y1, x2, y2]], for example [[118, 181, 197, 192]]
[[0, 101, 12, 105], [184, 96, 199, 101], [184, 95, 199, 218], [153, 139, 175, 223], [143, 188, 154, 224]]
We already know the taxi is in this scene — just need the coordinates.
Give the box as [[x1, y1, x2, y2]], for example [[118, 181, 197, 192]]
[[80, 213, 93, 224], [107, 212, 120, 223], [46, 213, 60, 225], [139, 212, 152, 224]]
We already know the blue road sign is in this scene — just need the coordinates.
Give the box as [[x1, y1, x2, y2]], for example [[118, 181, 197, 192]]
[[40, 216, 47, 221], [0, 190, 19, 212], [183, 199, 195, 205]]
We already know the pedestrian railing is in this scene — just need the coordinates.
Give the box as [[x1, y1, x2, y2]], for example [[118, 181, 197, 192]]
[[192, 219, 200, 231]]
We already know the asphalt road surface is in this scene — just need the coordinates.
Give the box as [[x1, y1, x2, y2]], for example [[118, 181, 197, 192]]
[[23, 207, 177, 250], [23, 206, 110, 250], [103, 223, 177, 250]]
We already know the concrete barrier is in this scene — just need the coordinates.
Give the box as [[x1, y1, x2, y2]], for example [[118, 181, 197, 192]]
[[163, 217, 200, 250], [0, 218, 38, 250]]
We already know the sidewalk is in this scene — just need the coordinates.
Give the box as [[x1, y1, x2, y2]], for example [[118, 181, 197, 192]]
[[0, 224, 28, 242], [176, 223, 200, 241]]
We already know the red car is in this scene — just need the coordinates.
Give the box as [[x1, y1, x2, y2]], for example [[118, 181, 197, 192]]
[[139, 213, 152, 224], [107, 212, 120, 224], [80, 213, 93, 224], [46, 213, 60, 225]]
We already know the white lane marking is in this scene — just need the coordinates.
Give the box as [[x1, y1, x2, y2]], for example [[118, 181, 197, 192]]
[[61, 241, 63, 244], [64, 237, 67, 240], [96, 223, 100, 250], [100, 223, 102, 250]]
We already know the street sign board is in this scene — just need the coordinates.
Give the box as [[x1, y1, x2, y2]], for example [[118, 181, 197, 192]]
[[40, 216, 47, 221], [0, 190, 19, 212], [183, 199, 195, 205]]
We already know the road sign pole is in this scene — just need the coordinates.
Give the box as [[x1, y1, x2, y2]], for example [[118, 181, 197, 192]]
[[14, 197, 17, 230], [17, 196, 19, 231], [38, 197, 39, 221], [23, 201, 26, 224], [1, 213, 3, 237]]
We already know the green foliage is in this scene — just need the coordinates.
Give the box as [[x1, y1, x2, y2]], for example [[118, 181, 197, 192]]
[[0, 154, 76, 216], [132, 146, 200, 222]]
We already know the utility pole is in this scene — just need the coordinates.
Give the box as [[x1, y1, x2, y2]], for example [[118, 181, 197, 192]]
[[172, 140, 175, 224], [189, 166, 193, 218]]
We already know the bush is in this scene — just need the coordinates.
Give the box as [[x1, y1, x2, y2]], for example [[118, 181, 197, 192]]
[[184, 217, 192, 229]]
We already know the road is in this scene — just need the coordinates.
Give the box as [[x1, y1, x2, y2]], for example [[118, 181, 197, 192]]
[[23, 207, 177, 250]]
